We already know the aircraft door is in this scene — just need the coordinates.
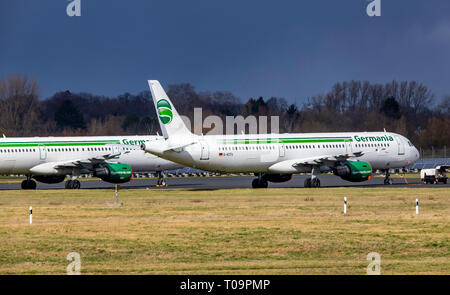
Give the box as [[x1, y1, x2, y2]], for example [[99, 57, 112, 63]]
[[279, 143, 285, 157], [200, 141, 209, 160], [345, 140, 353, 154], [395, 136, 405, 155], [39, 145, 47, 160]]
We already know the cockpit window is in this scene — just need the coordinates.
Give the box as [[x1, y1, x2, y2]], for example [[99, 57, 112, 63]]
[[407, 141, 413, 147]]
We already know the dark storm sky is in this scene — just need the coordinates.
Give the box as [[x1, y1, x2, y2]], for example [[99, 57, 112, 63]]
[[1, 0, 449, 104]]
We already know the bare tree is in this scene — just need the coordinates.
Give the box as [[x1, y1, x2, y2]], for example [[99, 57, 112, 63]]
[[0, 74, 41, 136]]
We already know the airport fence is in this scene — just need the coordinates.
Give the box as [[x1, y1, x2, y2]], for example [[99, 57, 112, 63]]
[[418, 147, 448, 158]]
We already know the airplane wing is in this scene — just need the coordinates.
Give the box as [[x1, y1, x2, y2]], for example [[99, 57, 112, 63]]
[[293, 151, 364, 166], [54, 153, 126, 168], [268, 152, 364, 173], [29, 151, 130, 174]]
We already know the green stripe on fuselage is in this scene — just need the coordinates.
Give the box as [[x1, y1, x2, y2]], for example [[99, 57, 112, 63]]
[[219, 137, 353, 144], [0, 140, 121, 148]]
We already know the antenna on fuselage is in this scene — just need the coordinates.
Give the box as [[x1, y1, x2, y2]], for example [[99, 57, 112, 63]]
[[2, 134, 5, 138], [383, 128, 387, 133]]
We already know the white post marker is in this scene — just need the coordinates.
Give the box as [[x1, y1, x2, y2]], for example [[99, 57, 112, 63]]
[[115, 184, 121, 203], [416, 198, 419, 215], [29, 206, 32, 224], [344, 197, 347, 214], [115, 184, 118, 203]]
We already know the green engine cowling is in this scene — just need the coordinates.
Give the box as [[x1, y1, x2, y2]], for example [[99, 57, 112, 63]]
[[94, 163, 133, 184], [334, 161, 372, 182]]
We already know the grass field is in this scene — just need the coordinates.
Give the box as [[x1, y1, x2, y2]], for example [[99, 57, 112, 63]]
[[0, 187, 448, 274]]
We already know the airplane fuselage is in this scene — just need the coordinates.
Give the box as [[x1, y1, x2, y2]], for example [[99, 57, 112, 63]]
[[142, 80, 421, 188], [150, 131, 419, 174], [0, 135, 181, 175]]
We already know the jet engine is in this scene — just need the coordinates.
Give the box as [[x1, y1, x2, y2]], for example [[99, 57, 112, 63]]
[[333, 161, 372, 182], [93, 163, 132, 184]]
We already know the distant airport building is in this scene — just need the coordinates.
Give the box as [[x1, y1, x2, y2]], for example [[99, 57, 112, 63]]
[[405, 158, 450, 170]]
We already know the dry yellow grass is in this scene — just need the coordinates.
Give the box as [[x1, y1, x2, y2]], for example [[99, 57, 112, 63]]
[[0, 187, 448, 274]]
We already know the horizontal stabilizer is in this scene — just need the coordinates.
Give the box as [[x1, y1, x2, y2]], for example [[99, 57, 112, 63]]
[[141, 141, 194, 155]]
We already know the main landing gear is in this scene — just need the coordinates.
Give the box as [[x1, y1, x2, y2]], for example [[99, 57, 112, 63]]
[[156, 171, 167, 187], [383, 170, 393, 185], [252, 173, 268, 188], [304, 167, 321, 188], [65, 179, 81, 189], [21, 175, 37, 190], [304, 177, 320, 188]]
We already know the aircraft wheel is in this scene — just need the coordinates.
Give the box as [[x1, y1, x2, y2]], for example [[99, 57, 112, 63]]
[[252, 178, 268, 188], [72, 180, 81, 189], [21, 180, 37, 190], [260, 179, 268, 188], [304, 178, 311, 188], [65, 180, 73, 189], [312, 178, 321, 188]]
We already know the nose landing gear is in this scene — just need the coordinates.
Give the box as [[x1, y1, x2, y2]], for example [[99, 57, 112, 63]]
[[156, 171, 168, 187], [383, 170, 393, 185]]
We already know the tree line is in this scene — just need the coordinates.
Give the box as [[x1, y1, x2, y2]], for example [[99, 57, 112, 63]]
[[0, 75, 448, 150]]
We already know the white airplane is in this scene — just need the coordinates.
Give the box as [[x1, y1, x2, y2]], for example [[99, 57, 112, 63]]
[[141, 80, 420, 188], [0, 135, 183, 189]]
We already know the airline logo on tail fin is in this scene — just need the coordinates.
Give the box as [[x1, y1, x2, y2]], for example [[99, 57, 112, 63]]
[[157, 99, 173, 124], [148, 80, 193, 140]]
